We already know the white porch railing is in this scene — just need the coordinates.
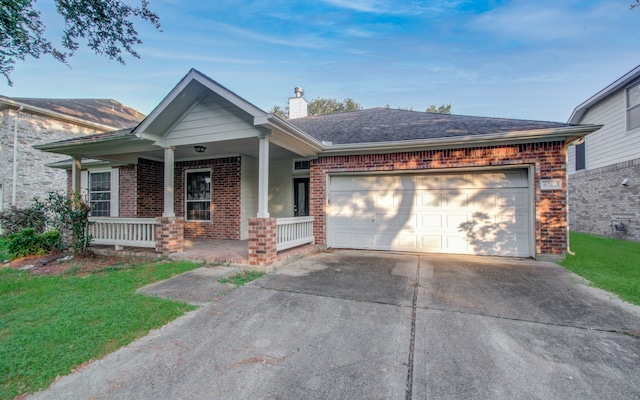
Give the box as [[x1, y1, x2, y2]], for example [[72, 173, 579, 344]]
[[276, 216, 315, 251], [89, 217, 157, 248]]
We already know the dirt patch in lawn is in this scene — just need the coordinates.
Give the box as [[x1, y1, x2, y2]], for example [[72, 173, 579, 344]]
[[1, 252, 139, 275]]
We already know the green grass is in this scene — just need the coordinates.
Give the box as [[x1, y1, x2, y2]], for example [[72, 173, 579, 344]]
[[219, 270, 265, 286], [0, 260, 200, 399], [561, 232, 640, 306]]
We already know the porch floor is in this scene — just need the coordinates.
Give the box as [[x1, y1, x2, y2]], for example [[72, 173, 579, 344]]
[[92, 239, 318, 269]]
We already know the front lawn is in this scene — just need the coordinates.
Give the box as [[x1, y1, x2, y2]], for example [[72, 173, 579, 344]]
[[0, 259, 200, 399], [561, 232, 640, 306]]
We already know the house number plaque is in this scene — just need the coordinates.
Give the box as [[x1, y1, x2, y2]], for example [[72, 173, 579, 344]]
[[540, 179, 562, 191]]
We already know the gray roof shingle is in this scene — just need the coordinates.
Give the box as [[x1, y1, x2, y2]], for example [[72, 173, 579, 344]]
[[1, 96, 144, 129], [288, 108, 572, 145]]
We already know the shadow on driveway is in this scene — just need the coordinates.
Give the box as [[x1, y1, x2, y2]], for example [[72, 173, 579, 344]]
[[29, 251, 640, 399]]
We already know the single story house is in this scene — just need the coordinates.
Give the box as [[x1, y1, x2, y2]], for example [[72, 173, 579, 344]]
[[35, 69, 600, 267]]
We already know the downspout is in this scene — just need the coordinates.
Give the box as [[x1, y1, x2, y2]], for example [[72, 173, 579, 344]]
[[564, 137, 585, 256], [11, 106, 23, 206]]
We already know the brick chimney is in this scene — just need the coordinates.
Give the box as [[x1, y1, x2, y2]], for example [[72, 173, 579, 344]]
[[288, 87, 308, 119]]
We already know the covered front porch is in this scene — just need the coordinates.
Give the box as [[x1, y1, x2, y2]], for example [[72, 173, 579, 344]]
[[36, 70, 324, 267]]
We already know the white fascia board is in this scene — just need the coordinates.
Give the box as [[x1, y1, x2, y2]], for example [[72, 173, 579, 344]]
[[258, 115, 324, 154], [320, 125, 602, 155], [568, 64, 640, 124], [46, 158, 128, 170], [35, 135, 156, 156]]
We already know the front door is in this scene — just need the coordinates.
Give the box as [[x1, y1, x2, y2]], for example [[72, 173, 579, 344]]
[[293, 178, 310, 216]]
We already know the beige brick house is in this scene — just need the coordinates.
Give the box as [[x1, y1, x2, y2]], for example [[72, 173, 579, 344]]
[[36, 69, 600, 267], [0, 96, 144, 212]]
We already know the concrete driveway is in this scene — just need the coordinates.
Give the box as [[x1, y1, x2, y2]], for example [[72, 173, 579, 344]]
[[30, 251, 640, 399]]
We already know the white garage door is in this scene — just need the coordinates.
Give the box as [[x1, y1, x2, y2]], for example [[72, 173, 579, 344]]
[[328, 170, 531, 257]]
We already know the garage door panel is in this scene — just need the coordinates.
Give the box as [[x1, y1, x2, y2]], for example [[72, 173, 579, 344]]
[[419, 214, 442, 229], [420, 235, 443, 250], [328, 170, 531, 257]]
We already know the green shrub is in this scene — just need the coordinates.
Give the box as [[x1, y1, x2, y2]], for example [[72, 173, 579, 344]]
[[0, 202, 47, 236], [7, 229, 62, 259]]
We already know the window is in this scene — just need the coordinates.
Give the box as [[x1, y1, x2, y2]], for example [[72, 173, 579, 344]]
[[294, 159, 310, 171], [186, 170, 211, 221], [628, 81, 640, 131], [575, 142, 586, 171], [89, 171, 111, 216]]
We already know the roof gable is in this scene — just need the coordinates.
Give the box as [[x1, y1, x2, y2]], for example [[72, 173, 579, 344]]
[[569, 64, 640, 124], [134, 69, 268, 143]]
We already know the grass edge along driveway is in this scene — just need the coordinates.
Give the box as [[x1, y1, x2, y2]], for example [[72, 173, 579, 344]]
[[0, 259, 201, 400], [561, 232, 640, 306]]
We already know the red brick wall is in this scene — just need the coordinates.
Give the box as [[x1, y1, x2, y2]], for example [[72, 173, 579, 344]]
[[119, 165, 137, 217], [310, 142, 567, 257], [136, 158, 164, 218], [175, 157, 241, 239]]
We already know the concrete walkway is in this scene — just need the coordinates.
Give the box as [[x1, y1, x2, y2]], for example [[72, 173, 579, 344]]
[[29, 251, 640, 399]]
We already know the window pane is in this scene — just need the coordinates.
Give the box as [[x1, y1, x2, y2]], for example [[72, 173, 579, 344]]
[[187, 201, 210, 221], [186, 170, 211, 221], [629, 105, 640, 131], [89, 172, 111, 217], [575, 142, 585, 170], [628, 82, 640, 109], [90, 172, 111, 192]]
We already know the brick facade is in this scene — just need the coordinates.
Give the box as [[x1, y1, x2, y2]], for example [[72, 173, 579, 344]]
[[1, 109, 102, 210], [175, 157, 241, 239], [248, 217, 277, 266], [155, 216, 184, 255], [136, 158, 164, 218], [310, 142, 568, 258], [119, 165, 137, 217], [569, 157, 640, 241]]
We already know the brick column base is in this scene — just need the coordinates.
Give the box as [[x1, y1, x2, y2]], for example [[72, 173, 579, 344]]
[[155, 216, 184, 255], [248, 218, 277, 266]]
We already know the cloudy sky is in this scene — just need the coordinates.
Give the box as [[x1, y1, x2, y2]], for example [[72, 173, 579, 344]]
[[2, 0, 639, 122]]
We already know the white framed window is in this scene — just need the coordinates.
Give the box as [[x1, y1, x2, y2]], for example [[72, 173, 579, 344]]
[[293, 159, 310, 172], [85, 169, 119, 217], [627, 81, 640, 131], [185, 169, 211, 221]]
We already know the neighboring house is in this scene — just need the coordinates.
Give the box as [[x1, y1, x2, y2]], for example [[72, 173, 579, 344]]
[[567, 65, 640, 241], [35, 69, 599, 267], [0, 96, 144, 212]]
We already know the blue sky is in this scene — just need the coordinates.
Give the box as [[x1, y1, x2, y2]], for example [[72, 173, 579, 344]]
[[2, 0, 639, 122]]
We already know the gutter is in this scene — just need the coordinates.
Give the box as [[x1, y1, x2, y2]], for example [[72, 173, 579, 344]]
[[12, 106, 23, 205]]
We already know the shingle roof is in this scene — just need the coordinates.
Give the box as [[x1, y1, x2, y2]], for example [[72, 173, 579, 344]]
[[0, 96, 144, 129], [288, 108, 572, 145]]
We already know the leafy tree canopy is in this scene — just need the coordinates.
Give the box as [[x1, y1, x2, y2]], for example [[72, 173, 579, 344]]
[[426, 104, 452, 114], [270, 97, 363, 119], [0, 0, 161, 85]]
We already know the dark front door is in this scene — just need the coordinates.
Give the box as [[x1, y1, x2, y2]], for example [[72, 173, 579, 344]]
[[293, 178, 310, 216]]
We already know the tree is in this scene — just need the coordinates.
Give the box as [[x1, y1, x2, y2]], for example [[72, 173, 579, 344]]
[[426, 104, 452, 114], [307, 97, 362, 116], [1, 0, 161, 85], [270, 97, 363, 119], [269, 104, 288, 119]]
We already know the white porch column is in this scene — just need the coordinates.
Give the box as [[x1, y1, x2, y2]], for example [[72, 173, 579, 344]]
[[71, 156, 82, 194], [163, 146, 176, 217], [257, 134, 270, 218]]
